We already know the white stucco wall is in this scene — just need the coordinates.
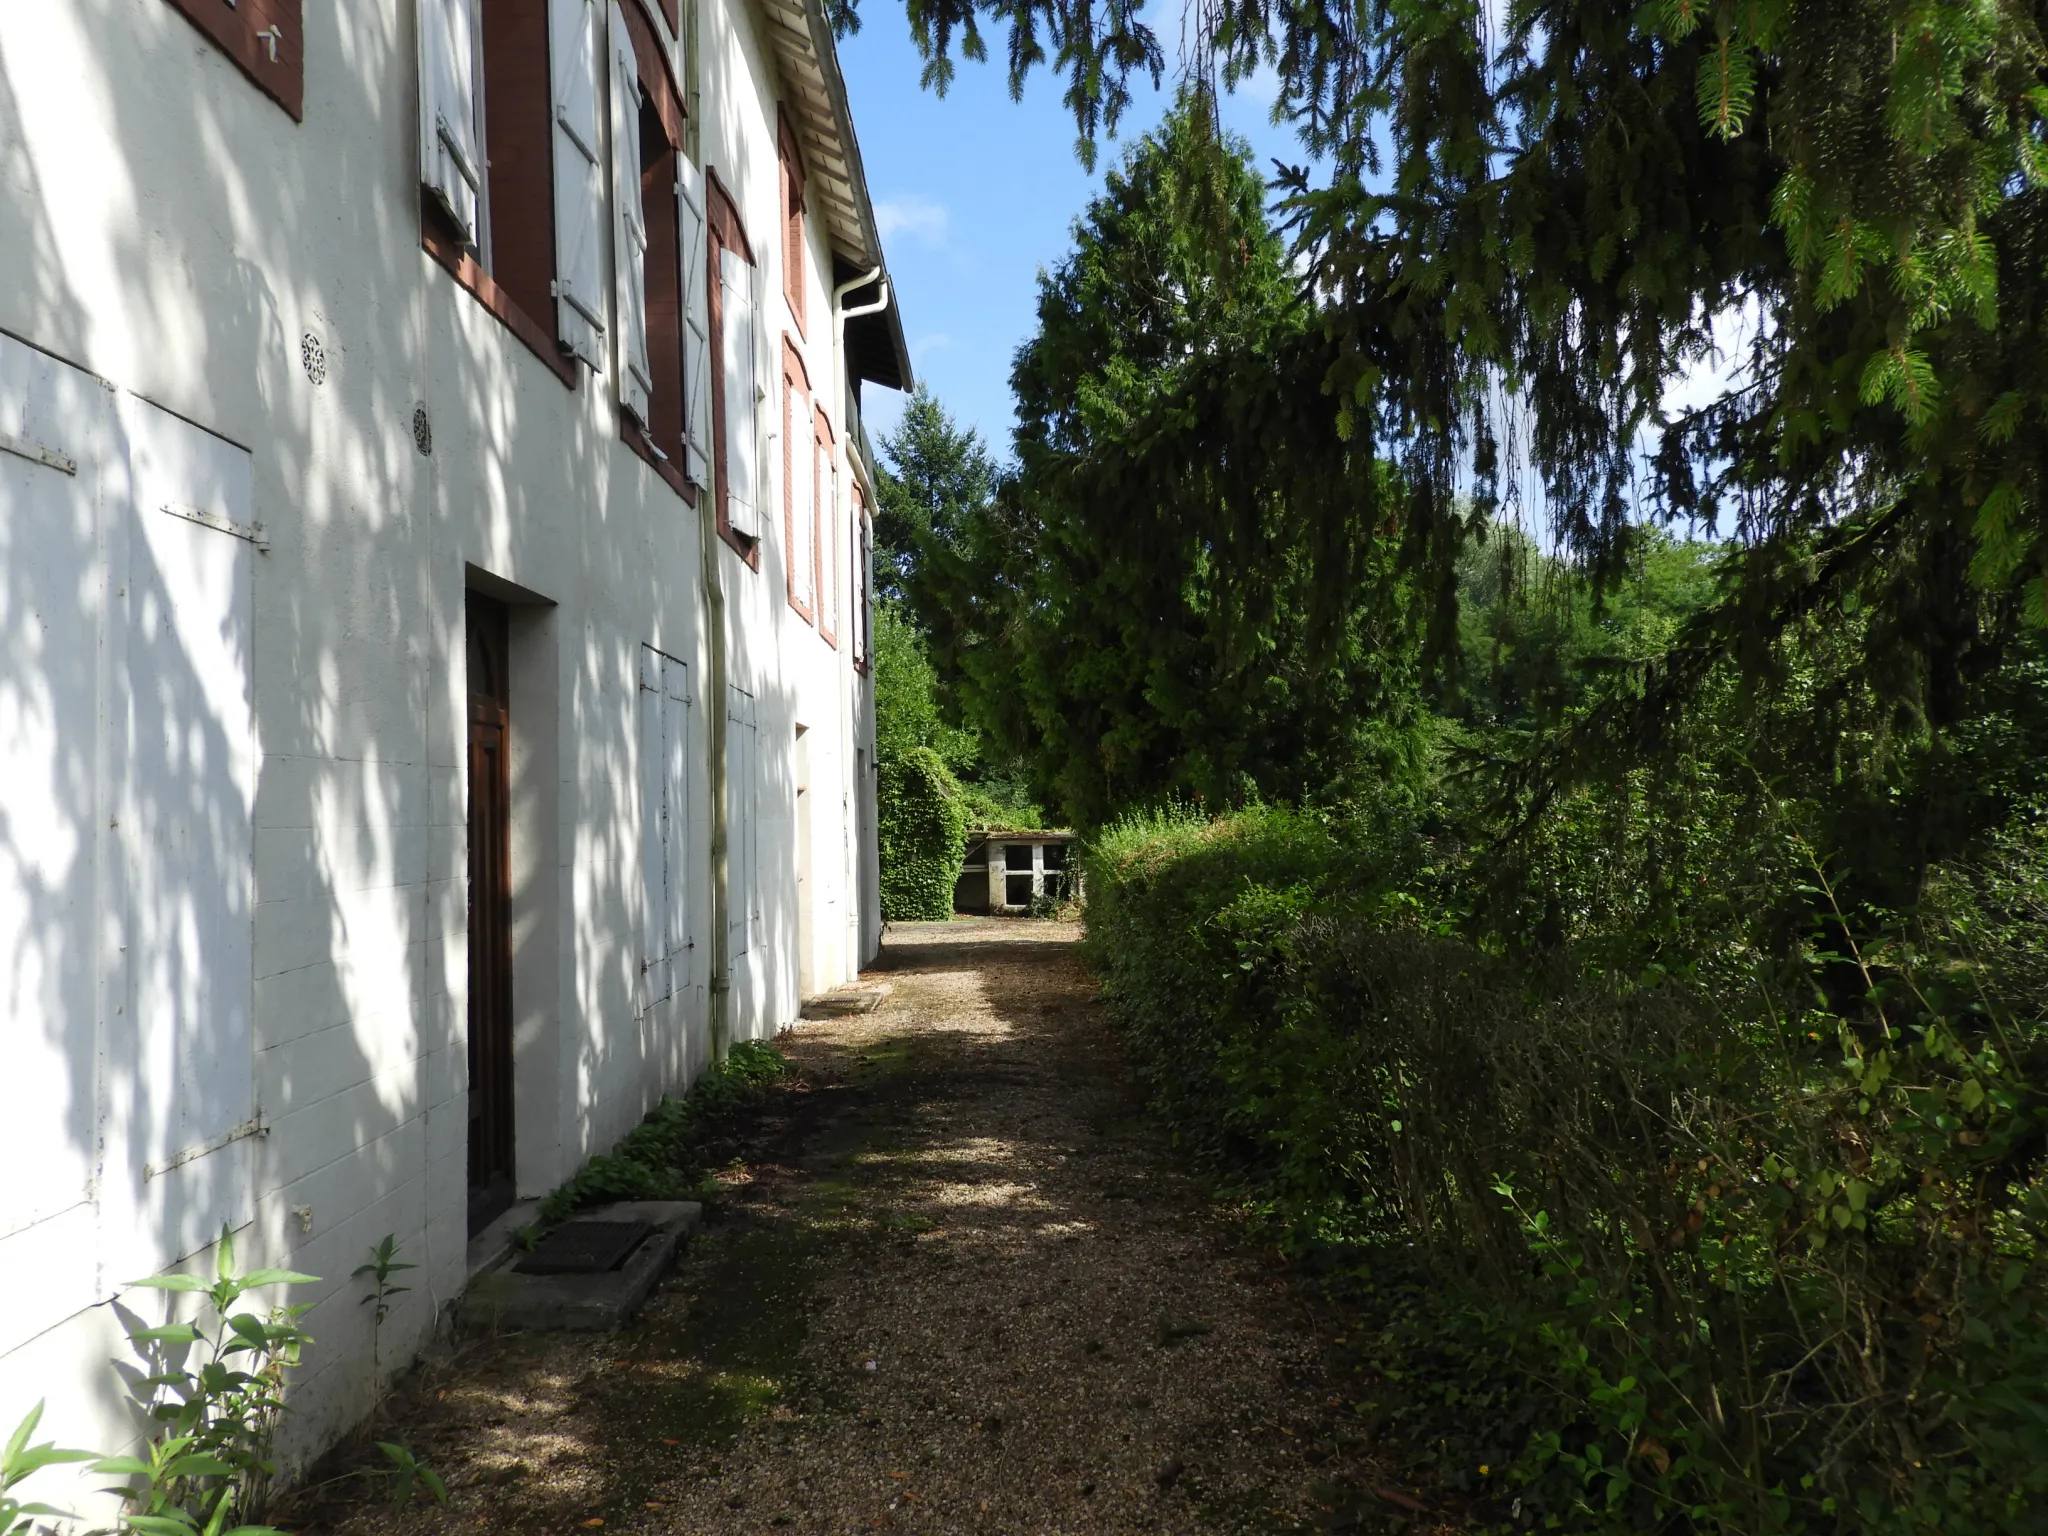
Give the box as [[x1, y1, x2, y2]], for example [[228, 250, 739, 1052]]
[[0, 0, 886, 1509]]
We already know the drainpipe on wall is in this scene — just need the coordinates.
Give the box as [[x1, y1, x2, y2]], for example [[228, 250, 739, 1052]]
[[834, 267, 889, 336], [688, 0, 732, 1067], [833, 265, 885, 965]]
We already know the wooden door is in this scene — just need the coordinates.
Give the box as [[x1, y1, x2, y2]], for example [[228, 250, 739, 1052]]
[[466, 594, 516, 1232]]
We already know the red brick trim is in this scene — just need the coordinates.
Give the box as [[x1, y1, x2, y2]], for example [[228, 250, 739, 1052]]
[[778, 110, 807, 338], [422, 194, 578, 389], [624, 419, 698, 504], [620, 0, 685, 148], [162, 0, 303, 120]]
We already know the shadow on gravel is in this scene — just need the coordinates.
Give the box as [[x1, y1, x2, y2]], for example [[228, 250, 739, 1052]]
[[296, 919, 1429, 1536]]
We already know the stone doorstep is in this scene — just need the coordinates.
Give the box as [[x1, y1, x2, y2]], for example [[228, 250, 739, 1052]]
[[456, 1201, 703, 1333], [798, 981, 892, 1020]]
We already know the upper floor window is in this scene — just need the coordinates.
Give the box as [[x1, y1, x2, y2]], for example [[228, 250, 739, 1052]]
[[708, 177, 763, 560], [782, 339, 816, 622], [418, 0, 606, 386], [779, 114, 807, 337], [817, 409, 840, 647], [608, 0, 696, 490], [163, 0, 303, 119]]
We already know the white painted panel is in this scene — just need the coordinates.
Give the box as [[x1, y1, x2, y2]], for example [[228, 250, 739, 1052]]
[[677, 158, 712, 488], [721, 249, 759, 535], [105, 394, 256, 1278], [609, 3, 652, 424], [726, 686, 756, 955], [0, 335, 106, 1260], [661, 656, 690, 978], [819, 436, 839, 635], [786, 380, 813, 612], [638, 646, 670, 1006], [419, 0, 485, 244], [550, 0, 608, 369]]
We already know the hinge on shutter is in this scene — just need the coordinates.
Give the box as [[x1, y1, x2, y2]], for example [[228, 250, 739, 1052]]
[[161, 500, 270, 551], [0, 429, 77, 476]]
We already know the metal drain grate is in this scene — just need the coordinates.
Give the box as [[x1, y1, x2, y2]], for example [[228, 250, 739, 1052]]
[[514, 1220, 655, 1276]]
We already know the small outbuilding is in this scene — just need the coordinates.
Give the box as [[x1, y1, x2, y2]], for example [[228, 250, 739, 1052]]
[[954, 829, 1081, 914]]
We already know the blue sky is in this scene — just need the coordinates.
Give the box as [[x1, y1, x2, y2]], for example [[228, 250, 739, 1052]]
[[837, 8, 1305, 461]]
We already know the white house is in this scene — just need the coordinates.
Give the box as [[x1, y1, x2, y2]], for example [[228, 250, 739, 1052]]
[[0, 0, 904, 1494]]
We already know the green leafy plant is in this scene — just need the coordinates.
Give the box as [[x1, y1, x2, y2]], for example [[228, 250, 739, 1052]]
[[877, 745, 970, 920], [350, 1233, 414, 1385], [1083, 795, 2048, 1533], [103, 1224, 315, 1534], [370, 1441, 446, 1511], [538, 1041, 790, 1222], [0, 1403, 92, 1536]]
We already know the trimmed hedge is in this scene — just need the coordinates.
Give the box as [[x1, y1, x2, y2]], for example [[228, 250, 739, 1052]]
[[1084, 805, 2048, 1534], [878, 744, 969, 920]]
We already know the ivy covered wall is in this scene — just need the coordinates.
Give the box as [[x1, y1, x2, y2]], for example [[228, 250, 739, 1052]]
[[877, 745, 970, 919]]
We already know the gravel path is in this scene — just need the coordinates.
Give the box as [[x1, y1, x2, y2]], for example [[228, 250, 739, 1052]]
[[309, 919, 1419, 1536]]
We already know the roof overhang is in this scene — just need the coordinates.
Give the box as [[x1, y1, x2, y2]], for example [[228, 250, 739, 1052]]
[[757, 0, 914, 392]]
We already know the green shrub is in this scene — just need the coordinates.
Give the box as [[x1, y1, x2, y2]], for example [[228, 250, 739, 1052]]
[[1084, 805, 2048, 1534], [540, 1041, 790, 1222], [877, 744, 970, 920]]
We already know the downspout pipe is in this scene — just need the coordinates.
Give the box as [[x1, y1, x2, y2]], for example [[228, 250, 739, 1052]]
[[686, 0, 732, 1067], [834, 266, 889, 335]]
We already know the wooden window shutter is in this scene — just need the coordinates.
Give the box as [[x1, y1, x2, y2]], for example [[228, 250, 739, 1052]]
[[677, 158, 713, 490], [419, 0, 485, 246], [608, 2, 653, 424], [549, 0, 608, 369], [720, 247, 761, 536]]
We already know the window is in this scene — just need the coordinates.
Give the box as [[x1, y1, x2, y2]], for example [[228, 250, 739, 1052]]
[[725, 685, 761, 956], [162, 0, 304, 119], [817, 409, 840, 645], [418, 0, 598, 386], [608, 0, 693, 487], [708, 174, 762, 557], [783, 339, 816, 621], [639, 646, 692, 1006], [779, 112, 807, 335]]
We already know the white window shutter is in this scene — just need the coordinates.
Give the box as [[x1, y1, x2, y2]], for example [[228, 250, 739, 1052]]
[[721, 247, 760, 535], [661, 655, 691, 974], [788, 385, 814, 612], [677, 158, 713, 489], [725, 686, 754, 955], [419, 0, 484, 245], [639, 646, 670, 1005], [822, 444, 840, 635], [609, 3, 653, 424], [549, 0, 607, 369]]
